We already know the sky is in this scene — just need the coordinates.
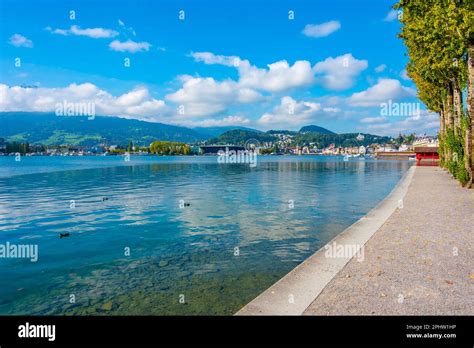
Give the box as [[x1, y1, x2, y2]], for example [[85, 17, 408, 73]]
[[0, 0, 440, 136]]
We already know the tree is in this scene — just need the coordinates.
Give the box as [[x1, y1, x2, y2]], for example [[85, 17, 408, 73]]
[[149, 141, 190, 155], [395, 0, 472, 186]]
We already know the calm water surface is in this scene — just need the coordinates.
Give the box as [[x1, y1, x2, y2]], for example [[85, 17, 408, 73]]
[[0, 156, 411, 315]]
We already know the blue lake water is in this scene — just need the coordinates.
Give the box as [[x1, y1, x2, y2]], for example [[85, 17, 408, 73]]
[[0, 155, 411, 315]]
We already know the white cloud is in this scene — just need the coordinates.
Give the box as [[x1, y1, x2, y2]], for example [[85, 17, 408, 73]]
[[114, 87, 149, 106], [323, 107, 340, 113], [239, 60, 314, 92], [348, 78, 416, 106], [181, 115, 251, 127], [359, 116, 387, 123], [0, 83, 169, 121], [191, 52, 314, 92], [384, 9, 399, 22], [109, 40, 151, 53], [190, 52, 241, 67], [48, 25, 119, 39], [400, 69, 410, 80], [302, 20, 341, 38], [257, 96, 323, 130], [374, 64, 387, 73], [117, 19, 137, 37], [192, 51, 367, 92], [362, 111, 439, 136], [9, 34, 33, 48], [166, 77, 262, 117], [313, 53, 368, 90]]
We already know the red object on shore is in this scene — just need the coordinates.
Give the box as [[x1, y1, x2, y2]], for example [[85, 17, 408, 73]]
[[414, 146, 439, 166]]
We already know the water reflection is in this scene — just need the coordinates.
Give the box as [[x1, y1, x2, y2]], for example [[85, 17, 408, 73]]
[[0, 157, 410, 314]]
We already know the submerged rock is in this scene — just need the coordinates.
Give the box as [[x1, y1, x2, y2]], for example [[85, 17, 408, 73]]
[[177, 271, 192, 278], [101, 301, 113, 311], [158, 260, 169, 267]]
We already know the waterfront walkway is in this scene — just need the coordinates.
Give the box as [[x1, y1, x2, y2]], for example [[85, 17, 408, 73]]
[[304, 166, 473, 315], [238, 166, 473, 315]]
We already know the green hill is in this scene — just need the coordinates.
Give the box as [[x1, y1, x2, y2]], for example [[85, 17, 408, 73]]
[[206, 127, 392, 148], [206, 129, 277, 145], [299, 125, 335, 134], [0, 112, 255, 146]]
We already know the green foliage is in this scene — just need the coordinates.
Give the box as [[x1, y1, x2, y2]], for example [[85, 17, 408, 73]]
[[396, 0, 472, 186], [6, 142, 30, 154], [206, 130, 277, 145], [208, 129, 392, 149], [0, 112, 209, 146], [298, 125, 335, 134], [109, 148, 126, 155], [149, 141, 190, 155], [442, 125, 469, 185], [258, 148, 274, 155], [292, 133, 391, 148]]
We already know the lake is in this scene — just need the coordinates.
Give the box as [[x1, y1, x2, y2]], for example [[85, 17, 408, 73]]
[[0, 155, 411, 315]]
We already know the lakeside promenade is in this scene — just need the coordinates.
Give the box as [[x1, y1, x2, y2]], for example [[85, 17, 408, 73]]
[[238, 166, 473, 315]]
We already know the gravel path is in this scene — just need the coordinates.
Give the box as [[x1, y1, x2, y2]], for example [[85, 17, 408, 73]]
[[304, 166, 474, 315]]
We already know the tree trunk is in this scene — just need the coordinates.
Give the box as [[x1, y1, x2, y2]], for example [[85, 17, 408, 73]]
[[439, 109, 445, 163], [452, 79, 462, 136], [446, 82, 454, 130], [439, 110, 445, 135], [466, 40, 474, 187], [443, 84, 454, 167], [439, 99, 447, 138]]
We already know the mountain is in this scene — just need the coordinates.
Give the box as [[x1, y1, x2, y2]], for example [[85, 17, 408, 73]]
[[0, 113, 391, 148], [267, 130, 298, 135], [206, 127, 392, 148], [0, 112, 255, 146], [192, 126, 261, 139], [299, 125, 335, 134], [206, 129, 277, 145], [292, 132, 392, 148]]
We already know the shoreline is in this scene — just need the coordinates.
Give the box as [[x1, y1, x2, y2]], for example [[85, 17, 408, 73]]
[[236, 166, 416, 315], [303, 166, 473, 315]]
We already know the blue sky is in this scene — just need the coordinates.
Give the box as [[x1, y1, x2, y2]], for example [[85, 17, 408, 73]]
[[0, 0, 439, 135]]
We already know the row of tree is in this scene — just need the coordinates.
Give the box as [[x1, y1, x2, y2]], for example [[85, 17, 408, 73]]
[[5, 142, 32, 154], [149, 141, 191, 155], [395, 0, 473, 186]]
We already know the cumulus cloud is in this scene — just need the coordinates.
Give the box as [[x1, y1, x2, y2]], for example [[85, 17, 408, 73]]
[[192, 52, 318, 92], [9, 34, 33, 48], [0, 83, 169, 121], [313, 53, 368, 90], [302, 20, 341, 38], [374, 64, 387, 73], [239, 60, 314, 92], [180, 115, 251, 128], [257, 96, 325, 130], [166, 76, 262, 117], [109, 40, 151, 53], [190, 52, 241, 67], [384, 9, 399, 22], [348, 78, 416, 106], [190, 51, 369, 103], [359, 116, 387, 123], [361, 111, 439, 136], [400, 69, 410, 80], [47, 25, 119, 39]]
